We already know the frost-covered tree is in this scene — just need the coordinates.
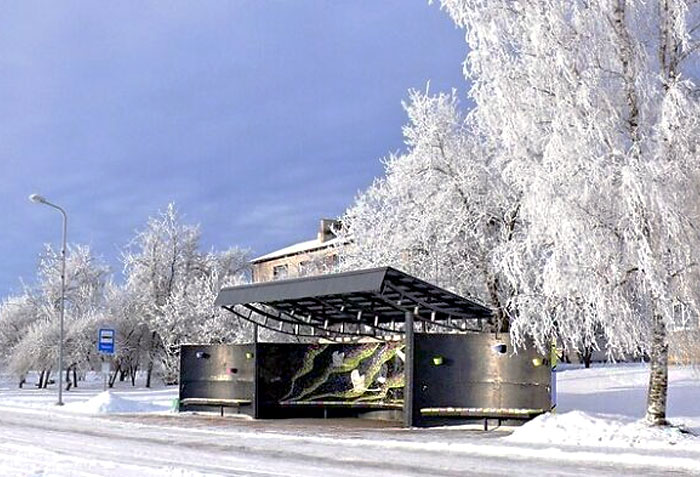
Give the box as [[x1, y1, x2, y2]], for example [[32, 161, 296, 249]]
[[46, 245, 109, 387], [102, 281, 152, 387], [62, 308, 104, 389], [2, 205, 250, 388], [36, 244, 109, 318], [8, 319, 58, 388], [0, 293, 40, 386], [338, 89, 519, 331], [438, 0, 700, 425], [8, 244, 110, 387], [122, 204, 250, 384], [157, 254, 249, 380]]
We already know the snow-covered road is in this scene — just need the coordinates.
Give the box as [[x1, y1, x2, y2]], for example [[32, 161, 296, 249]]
[[0, 364, 698, 476], [0, 405, 694, 476]]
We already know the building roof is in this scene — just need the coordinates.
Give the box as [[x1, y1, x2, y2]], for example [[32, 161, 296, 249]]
[[251, 237, 343, 263], [216, 266, 492, 338]]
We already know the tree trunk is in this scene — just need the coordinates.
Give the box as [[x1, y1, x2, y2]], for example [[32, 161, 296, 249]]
[[645, 314, 669, 426], [42, 368, 52, 389], [146, 361, 153, 388], [108, 363, 121, 388], [145, 331, 157, 388], [65, 366, 72, 391], [72, 367, 78, 388], [37, 370, 45, 388], [577, 346, 593, 369], [485, 273, 509, 333], [129, 365, 138, 387]]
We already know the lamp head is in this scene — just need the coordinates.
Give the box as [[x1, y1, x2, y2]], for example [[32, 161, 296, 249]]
[[29, 193, 46, 204]]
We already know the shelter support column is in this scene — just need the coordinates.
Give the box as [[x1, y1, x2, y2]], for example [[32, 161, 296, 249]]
[[404, 311, 415, 427], [252, 323, 259, 419]]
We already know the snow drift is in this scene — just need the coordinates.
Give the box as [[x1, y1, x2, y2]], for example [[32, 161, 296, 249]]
[[64, 391, 168, 415], [506, 410, 698, 450]]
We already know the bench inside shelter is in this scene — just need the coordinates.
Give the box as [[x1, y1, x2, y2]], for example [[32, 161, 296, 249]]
[[420, 407, 546, 430], [180, 398, 252, 416]]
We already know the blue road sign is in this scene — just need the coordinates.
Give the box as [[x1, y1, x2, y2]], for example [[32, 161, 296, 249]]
[[98, 328, 115, 355]]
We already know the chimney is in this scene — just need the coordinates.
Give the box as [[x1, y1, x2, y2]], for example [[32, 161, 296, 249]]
[[318, 218, 340, 243]]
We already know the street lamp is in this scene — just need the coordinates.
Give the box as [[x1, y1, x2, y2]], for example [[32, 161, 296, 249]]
[[29, 193, 67, 406]]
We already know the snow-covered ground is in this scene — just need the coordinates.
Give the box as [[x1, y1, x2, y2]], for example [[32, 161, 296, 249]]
[[0, 364, 698, 476], [540, 363, 700, 437]]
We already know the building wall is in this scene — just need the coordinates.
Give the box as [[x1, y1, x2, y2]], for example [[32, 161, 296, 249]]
[[251, 249, 339, 283], [251, 218, 341, 283]]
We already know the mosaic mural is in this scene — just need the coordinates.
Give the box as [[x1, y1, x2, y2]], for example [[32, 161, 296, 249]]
[[277, 342, 405, 408]]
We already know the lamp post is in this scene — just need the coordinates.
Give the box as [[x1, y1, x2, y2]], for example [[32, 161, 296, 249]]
[[29, 193, 67, 406]]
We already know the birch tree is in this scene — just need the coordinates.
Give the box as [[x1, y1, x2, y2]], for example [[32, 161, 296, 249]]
[[438, 0, 700, 425]]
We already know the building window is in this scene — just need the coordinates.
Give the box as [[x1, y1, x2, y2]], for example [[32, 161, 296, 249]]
[[273, 264, 289, 280]]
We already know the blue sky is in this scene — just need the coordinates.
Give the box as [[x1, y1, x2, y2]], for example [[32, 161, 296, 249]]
[[0, 1, 467, 296]]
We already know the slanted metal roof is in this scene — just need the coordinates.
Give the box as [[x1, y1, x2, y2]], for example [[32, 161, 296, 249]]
[[216, 267, 492, 339]]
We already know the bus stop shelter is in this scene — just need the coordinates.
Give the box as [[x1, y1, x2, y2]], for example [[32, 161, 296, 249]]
[[179, 267, 552, 427]]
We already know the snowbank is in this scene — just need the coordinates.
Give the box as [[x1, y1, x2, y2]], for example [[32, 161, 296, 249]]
[[506, 410, 699, 450], [64, 391, 170, 415]]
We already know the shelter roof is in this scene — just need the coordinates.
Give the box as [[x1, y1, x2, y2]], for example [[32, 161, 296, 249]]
[[216, 267, 492, 338]]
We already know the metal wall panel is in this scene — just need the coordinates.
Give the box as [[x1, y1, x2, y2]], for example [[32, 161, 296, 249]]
[[413, 333, 551, 426], [179, 344, 256, 415]]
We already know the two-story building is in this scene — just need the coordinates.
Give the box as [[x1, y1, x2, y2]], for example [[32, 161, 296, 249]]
[[251, 219, 343, 283]]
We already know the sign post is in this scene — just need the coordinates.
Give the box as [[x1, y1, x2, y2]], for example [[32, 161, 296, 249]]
[[98, 329, 115, 391], [101, 361, 110, 391]]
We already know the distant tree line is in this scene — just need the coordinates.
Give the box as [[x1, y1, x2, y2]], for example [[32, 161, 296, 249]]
[[0, 204, 249, 388]]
